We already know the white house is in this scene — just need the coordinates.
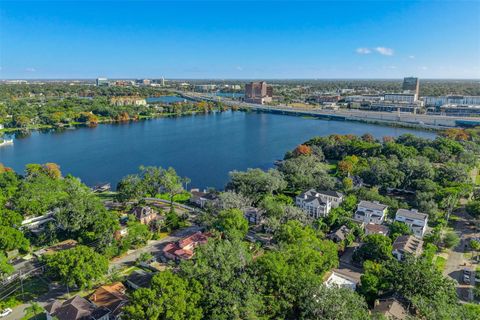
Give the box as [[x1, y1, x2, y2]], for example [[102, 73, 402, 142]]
[[324, 271, 358, 290], [395, 209, 428, 238], [354, 201, 388, 224], [296, 189, 335, 219]]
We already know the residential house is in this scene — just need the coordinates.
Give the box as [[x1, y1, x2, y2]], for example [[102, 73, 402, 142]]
[[395, 209, 428, 238], [189, 189, 218, 208], [354, 201, 388, 224], [131, 206, 157, 225], [88, 282, 128, 319], [296, 189, 343, 218], [328, 225, 351, 243], [365, 223, 389, 236], [125, 269, 154, 290], [163, 231, 210, 261], [392, 235, 423, 261], [244, 207, 263, 225], [324, 271, 358, 290], [45, 296, 110, 320], [33, 239, 77, 258], [372, 297, 408, 319]]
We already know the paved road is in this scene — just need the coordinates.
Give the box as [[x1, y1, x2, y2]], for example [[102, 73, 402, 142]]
[[444, 210, 479, 301]]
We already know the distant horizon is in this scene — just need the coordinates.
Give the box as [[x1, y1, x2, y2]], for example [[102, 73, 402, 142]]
[[1, 1, 479, 79], [2, 77, 480, 81]]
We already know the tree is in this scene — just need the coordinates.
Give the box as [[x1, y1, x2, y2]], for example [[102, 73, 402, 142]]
[[298, 284, 370, 320], [0, 252, 14, 278], [279, 156, 335, 192], [217, 191, 252, 211], [353, 234, 393, 264], [43, 245, 108, 289], [124, 271, 203, 320], [122, 220, 151, 249], [253, 221, 338, 318], [180, 238, 263, 319], [442, 231, 460, 249], [159, 167, 189, 207], [0, 226, 30, 253], [214, 209, 249, 240], [388, 221, 412, 240], [466, 200, 480, 218], [116, 174, 145, 203], [22, 302, 44, 320], [227, 168, 287, 204], [293, 144, 312, 156], [470, 240, 480, 262]]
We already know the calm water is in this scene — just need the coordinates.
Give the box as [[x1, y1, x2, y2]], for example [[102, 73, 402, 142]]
[[0, 111, 435, 189], [146, 96, 190, 104]]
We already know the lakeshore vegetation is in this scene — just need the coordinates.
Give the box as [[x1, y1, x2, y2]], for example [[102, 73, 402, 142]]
[[0, 126, 479, 319]]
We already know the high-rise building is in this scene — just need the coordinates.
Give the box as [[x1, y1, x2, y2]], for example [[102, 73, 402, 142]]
[[96, 77, 109, 87], [245, 81, 273, 104], [402, 77, 419, 96]]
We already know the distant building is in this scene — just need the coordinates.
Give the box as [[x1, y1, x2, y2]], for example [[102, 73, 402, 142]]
[[135, 79, 151, 86], [392, 235, 424, 261], [424, 95, 480, 107], [194, 84, 217, 92], [384, 93, 417, 103], [438, 104, 480, 117], [110, 96, 147, 106], [354, 201, 388, 224], [96, 77, 109, 87], [395, 209, 428, 238], [402, 77, 419, 96], [245, 81, 273, 104]]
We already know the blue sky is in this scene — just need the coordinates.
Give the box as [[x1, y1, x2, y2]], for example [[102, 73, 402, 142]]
[[1, 1, 479, 79]]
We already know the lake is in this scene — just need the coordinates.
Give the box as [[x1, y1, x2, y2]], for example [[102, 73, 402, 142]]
[[0, 111, 435, 190]]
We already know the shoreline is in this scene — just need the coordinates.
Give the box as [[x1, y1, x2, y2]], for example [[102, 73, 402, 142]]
[[0, 108, 444, 137]]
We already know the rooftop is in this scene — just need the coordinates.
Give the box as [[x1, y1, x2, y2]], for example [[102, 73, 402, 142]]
[[396, 209, 428, 222], [365, 223, 389, 235], [392, 235, 423, 256], [357, 200, 388, 211]]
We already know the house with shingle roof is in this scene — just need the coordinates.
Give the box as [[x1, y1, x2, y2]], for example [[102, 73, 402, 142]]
[[45, 295, 110, 320], [392, 235, 423, 261], [365, 223, 389, 236], [88, 282, 128, 319], [395, 209, 428, 238], [372, 297, 408, 319]]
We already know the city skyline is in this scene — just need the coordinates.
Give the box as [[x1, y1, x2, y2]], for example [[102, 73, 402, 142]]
[[1, 1, 479, 79]]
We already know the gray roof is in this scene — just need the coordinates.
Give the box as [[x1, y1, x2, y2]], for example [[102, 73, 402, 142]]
[[393, 235, 423, 256], [298, 189, 342, 203], [396, 209, 428, 221], [46, 296, 97, 320], [317, 190, 344, 198], [358, 200, 388, 211]]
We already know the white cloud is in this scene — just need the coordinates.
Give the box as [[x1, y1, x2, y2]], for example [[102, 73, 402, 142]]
[[356, 48, 371, 54], [375, 47, 394, 56], [408, 55, 415, 59], [25, 67, 36, 72]]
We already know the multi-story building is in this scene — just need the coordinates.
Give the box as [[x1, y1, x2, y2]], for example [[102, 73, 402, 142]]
[[245, 81, 273, 104], [296, 189, 343, 218], [96, 77, 109, 87], [354, 200, 388, 224], [194, 84, 217, 92], [439, 104, 480, 117], [424, 95, 480, 107], [395, 209, 428, 238], [384, 93, 417, 103], [402, 77, 419, 96]]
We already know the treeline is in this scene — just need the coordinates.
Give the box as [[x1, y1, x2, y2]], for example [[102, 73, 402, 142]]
[[0, 96, 229, 130]]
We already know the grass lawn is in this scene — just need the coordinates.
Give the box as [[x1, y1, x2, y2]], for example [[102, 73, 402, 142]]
[[96, 191, 117, 201], [155, 191, 191, 204], [434, 256, 447, 272]]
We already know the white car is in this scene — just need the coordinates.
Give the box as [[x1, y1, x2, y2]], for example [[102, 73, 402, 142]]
[[0, 308, 12, 318]]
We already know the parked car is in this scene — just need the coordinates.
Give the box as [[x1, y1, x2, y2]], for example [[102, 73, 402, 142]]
[[0, 308, 12, 318], [463, 269, 471, 284]]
